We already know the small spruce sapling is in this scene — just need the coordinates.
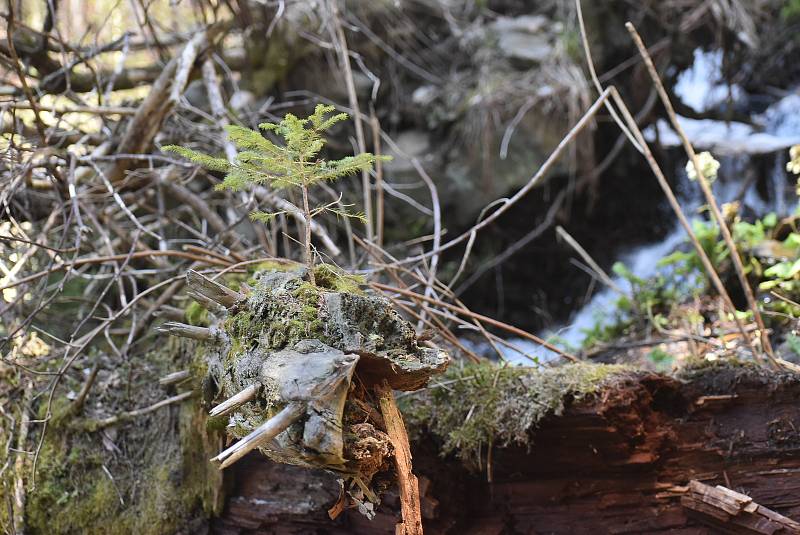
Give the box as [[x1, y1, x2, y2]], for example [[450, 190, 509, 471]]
[[164, 104, 387, 284]]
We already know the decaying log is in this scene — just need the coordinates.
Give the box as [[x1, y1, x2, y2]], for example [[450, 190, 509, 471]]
[[165, 263, 448, 534], [213, 364, 800, 534], [682, 480, 800, 533]]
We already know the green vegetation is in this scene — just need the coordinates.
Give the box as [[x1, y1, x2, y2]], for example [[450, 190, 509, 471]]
[[787, 334, 800, 358], [581, 151, 800, 353], [185, 300, 209, 326], [402, 361, 628, 468], [312, 263, 365, 294], [657, 211, 800, 294], [647, 347, 674, 372], [25, 341, 222, 535], [782, 0, 800, 21], [165, 105, 388, 283], [580, 261, 688, 348]]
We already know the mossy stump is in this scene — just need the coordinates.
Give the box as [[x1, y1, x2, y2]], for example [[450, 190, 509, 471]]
[[176, 263, 448, 497]]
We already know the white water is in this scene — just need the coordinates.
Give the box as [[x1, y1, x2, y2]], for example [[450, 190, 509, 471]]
[[673, 49, 744, 114], [489, 50, 800, 365], [648, 49, 800, 154]]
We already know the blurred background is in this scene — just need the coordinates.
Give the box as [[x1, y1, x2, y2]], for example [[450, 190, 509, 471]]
[[4, 0, 800, 355], [3, 1, 800, 533]]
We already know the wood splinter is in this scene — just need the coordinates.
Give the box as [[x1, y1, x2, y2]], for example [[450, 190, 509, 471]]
[[211, 402, 306, 470], [186, 270, 245, 309], [682, 479, 800, 533], [157, 322, 214, 341], [376, 380, 424, 535], [209, 384, 259, 418]]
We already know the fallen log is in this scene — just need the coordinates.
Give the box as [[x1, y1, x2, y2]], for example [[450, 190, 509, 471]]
[[212, 361, 800, 534]]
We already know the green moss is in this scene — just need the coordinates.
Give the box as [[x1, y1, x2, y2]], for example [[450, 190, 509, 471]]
[[27, 437, 120, 534], [250, 259, 299, 273], [222, 265, 366, 364], [312, 264, 365, 294], [27, 405, 219, 534], [185, 301, 209, 326], [206, 414, 229, 432], [36, 393, 73, 427], [23, 339, 221, 534], [402, 361, 629, 468], [224, 310, 257, 358], [676, 355, 757, 379], [293, 281, 321, 302]]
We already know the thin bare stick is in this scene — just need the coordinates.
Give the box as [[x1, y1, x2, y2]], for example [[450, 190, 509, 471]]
[[200, 58, 237, 162], [455, 188, 566, 295], [212, 402, 305, 469], [186, 269, 245, 308], [88, 391, 194, 430], [370, 110, 385, 248], [2, 103, 137, 115], [625, 22, 777, 367], [572, 7, 760, 360], [770, 291, 800, 309], [0, 249, 230, 292], [157, 322, 214, 341], [575, 0, 642, 153], [607, 86, 761, 362], [159, 370, 191, 386], [253, 185, 342, 258], [5, 7, 49, 144], [556, 226, 624, 296], [329, 0, 373, 242], [412, 159, 443, 331], [397, 88, 612, 265], [209, 384, 259, 418], [301, 185, 316, 285], [12, 381, 33, 534], [372, 282, 579, 362]]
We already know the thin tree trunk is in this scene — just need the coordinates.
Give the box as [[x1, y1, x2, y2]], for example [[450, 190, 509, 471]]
[[301, 184, 316, 285]]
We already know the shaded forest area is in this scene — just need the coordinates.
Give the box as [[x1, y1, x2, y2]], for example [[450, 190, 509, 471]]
[[1, 1, 800, 533]]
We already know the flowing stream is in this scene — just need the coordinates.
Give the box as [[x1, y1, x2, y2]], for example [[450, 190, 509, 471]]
[[480, 49, 800, 365]]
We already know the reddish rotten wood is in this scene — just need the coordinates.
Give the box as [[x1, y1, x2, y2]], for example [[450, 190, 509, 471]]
[[376, 380, 424, 535]]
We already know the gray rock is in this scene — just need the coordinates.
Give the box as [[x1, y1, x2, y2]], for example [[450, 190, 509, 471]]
[[492, 15, 554, 65]]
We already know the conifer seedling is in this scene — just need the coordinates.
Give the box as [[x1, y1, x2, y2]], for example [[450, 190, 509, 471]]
[[164, 104, 386, 284]]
